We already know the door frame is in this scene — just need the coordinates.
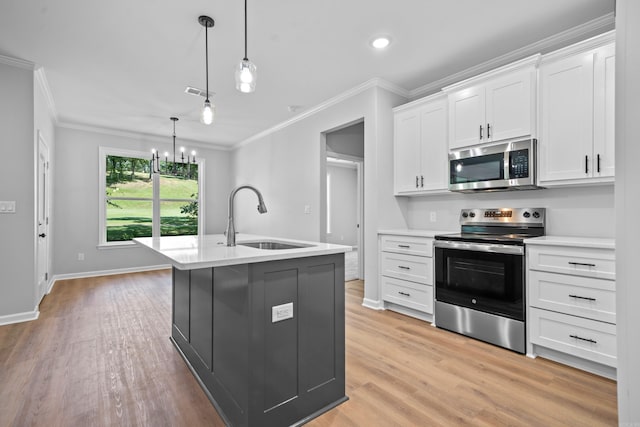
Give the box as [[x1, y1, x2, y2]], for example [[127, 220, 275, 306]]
[[36, 130, 51, 301]]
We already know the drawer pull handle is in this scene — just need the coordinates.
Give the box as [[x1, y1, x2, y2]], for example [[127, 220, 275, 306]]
[[397, 244, 411, 249], [570, 334, 597, 344], [569, 294, 596, 301], [568, 262, 596, 267], [398, 266, 411, 270], [398, 291, 411, 297]]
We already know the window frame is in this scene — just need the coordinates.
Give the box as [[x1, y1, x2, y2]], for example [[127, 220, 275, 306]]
[[98, 146, 205, 248]]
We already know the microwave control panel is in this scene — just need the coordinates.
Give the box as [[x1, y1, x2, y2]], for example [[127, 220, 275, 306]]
[[509, 149, 529, 179]]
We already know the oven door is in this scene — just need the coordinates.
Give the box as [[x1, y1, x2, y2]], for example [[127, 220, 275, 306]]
[[434, 240, 525, 321]]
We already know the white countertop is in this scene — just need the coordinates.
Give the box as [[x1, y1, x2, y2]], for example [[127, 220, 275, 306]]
[[134, 234, 352, 270], [378, 229, 454, 238], [524, 235, 615, 250]]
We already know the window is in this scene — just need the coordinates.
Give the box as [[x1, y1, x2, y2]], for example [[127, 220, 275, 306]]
[[99, 147, 203, 246]]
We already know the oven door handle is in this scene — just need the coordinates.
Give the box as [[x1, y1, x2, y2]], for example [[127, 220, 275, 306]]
[[434, 240, 524, 255]]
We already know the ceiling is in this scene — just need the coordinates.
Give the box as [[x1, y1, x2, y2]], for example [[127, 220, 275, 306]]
[[0, 0, 614, 148]]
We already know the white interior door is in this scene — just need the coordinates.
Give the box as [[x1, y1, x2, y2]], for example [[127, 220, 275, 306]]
[[37, 132, 50, 300]]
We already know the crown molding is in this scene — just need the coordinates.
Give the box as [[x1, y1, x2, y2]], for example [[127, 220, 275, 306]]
[[234, 78, 409, 149], [34, 68, 59, 124], [57, 121, 232, 152], [0, 54, 36, 70], [410, 12, 615, 98]]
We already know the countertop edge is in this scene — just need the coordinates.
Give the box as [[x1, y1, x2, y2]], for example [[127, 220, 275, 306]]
[[524, 235, 615, 250], [378, 229, 452, 238]]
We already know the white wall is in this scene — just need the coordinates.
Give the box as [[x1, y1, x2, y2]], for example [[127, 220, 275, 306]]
[[406, 185, 615, 237], [0, 61, 36, 319], [326, 164, 357, 246], [326, 122, 364, 158], [615, 1, 640, 424], [52, 125, 232, 276], [232, 84, 408, 303]]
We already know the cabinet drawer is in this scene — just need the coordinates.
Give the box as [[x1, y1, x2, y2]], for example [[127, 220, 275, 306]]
[[529, 270, 616, 324], [382, 276, 433, 314], [380, 235, 432, 257], [381, 252, 432, 285], [530, 308, 616, 367], [528, 245, 615, 280]]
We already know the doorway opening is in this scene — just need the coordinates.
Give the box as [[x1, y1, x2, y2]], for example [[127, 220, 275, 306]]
[[321, 121, 364, 281], [36, 130, 50, 302]]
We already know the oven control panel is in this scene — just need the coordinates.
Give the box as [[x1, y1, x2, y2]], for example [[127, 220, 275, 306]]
[[459, 208, 545, 225]]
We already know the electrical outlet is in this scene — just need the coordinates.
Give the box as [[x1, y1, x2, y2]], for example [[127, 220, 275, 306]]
[[272, 302, 294, 323], [0, 201, 16, 213], [430, 211, 437, 222], [304, 205, 311, 214], [77, 253, 85, 261]]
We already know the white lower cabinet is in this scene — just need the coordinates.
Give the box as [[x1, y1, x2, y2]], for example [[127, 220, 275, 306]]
[[379, 233, 434, 322], [526, 238, 616, 378]]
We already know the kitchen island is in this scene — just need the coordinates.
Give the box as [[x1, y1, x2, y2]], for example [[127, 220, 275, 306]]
[[134, 234, 351, 427]]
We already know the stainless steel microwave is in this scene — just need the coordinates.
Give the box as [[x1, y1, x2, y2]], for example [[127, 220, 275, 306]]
[[448, 139, 541, 193]]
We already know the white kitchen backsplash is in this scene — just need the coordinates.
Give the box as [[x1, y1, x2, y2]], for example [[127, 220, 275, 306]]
[[405, 185, 614, 238]]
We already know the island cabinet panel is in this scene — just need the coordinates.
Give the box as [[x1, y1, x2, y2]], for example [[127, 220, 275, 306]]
[[172, 268, 190, 341], [190, 267, 213, 369], [213, 264, 250, 417], [262, 268, 300, 412], [171, 253, 346, 427]]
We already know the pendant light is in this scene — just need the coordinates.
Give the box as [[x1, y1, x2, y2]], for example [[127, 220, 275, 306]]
[[235, 0, 257, 93], [198, 15, 215, 124], [150, 117, 196, 178]]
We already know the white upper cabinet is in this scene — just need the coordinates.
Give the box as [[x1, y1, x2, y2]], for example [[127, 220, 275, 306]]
[[393, 94, 448, 195], [539, 32, 615, 185], [445, 57, 538, 150]]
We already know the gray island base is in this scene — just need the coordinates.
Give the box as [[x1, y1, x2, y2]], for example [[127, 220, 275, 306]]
[[171, 253, 347, 426]]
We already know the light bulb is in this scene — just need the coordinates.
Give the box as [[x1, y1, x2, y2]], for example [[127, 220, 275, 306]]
[[180, 147, 185, 153], [201, 99, 215, 125], [191, 150, 196, 156], [235, 59, 257, 93]]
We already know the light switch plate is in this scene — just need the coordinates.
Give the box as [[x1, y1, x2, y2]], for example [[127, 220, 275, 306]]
[[0, 201, 16, 213], [272, 302, 294, 323]]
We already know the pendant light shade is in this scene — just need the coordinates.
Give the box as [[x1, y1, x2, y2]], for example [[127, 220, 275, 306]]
[[201, 99, 215, 125], [198, 15, 215, 125], [235, 59, 257, 93], [235, 0, 257, 93]]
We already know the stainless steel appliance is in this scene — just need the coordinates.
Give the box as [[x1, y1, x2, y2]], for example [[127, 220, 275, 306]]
[[449, 139, 541, 193], [434, 208, 545, 353]]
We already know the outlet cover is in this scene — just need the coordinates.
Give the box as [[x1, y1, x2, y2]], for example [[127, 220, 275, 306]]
[[430, 211, 437, 222], [0, 201, 16, 213], [272, 302, 294, 323]]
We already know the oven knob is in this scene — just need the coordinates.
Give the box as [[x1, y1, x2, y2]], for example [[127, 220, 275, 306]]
[[469, 212, 476, 218], [462, 212, 468, 218], [523, 211, 531, 218], [533, 211, 540, 219]]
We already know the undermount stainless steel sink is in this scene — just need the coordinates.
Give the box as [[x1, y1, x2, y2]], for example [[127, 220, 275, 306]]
[[238, 241, 313, 250]]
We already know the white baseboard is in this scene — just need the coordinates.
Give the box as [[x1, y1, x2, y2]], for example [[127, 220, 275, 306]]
[[0, 307, 40, 326], [362, 298, 384, 310], [48, 264, 171, 294]]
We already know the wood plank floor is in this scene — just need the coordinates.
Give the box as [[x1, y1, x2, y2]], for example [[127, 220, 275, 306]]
[[0, 271, 617, 426]]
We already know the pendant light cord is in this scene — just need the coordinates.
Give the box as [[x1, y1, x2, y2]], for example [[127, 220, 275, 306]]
[[244, 0, 248, 61], [205, 23, 210, 102]]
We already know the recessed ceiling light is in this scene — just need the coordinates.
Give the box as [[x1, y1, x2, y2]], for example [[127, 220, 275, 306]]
[[371, 36, 391, 49]]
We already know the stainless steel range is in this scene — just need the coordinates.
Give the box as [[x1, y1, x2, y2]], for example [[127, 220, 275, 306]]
[[434, 208, 545, 353]]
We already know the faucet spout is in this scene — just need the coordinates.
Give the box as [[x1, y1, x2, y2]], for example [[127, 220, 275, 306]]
[[226, 185, 268, 246]]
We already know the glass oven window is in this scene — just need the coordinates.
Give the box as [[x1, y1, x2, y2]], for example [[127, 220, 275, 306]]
[[435, 247, 524, 320], [450, 152, 504, 184]]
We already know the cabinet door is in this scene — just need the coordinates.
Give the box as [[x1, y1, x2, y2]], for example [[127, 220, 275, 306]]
[[419, 100, 448, 191], [593, 44, 615, 178], [485, 70, 533, 142], [539, 53, 594, 182], [394, 109, 422, 193], [448, 85, 485, 149]]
